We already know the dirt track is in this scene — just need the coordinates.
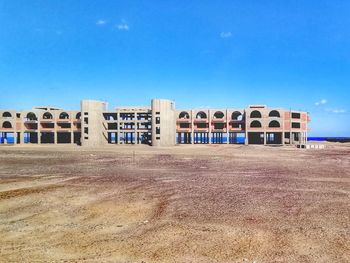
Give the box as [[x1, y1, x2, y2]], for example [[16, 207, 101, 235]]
[[0, 143, 349, 262]]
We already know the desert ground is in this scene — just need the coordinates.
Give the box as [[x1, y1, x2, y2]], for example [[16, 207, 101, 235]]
[[0, 143, 349, 263]]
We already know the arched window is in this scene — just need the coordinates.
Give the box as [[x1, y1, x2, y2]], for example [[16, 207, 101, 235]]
[[231, 111, 243, 121], [76, 112, 81, 119], [250, 110, 262, 118], [269, 110, 280, 118], [269, 120, 280, 128], [59, 112, 69, 119], [213, 111, 224, 119], [43, 112, 53, 119], [2, 121, 12, 128], [179, 111, 190, 119], [26, 112, 37, 121], [2, 112, 11, 118], [196, 111, 207, 119], [250, 120, 262, 128]]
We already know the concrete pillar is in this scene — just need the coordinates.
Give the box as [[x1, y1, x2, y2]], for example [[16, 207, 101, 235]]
[[151, 99, 176, 147], [70, 113, 74, 144], [208, 110, 212, 144], [38, 117, 41, 145], [244, 112, 248, 145], [117, 112, 120, 144], [226, 109, 229, 144], [134, 111, 138, 144], [264, 132, 266, 145], [13, 131, 17, 145], [305, 131, 308, 144], [19, 112, 24, 144]]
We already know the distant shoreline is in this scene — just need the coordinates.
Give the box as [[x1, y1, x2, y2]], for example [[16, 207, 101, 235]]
[[308, 137, 350, 143]]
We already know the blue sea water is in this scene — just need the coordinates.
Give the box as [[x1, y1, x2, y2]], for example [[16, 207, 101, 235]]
[[307, 137, 350, 141]]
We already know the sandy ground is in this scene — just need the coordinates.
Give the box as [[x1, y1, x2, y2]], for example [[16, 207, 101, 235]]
[[0, 143, 349, 263]]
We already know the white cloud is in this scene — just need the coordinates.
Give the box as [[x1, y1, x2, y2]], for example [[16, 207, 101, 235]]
[[220, 32, 232, 38], [326, 108, 346, 114], [116, 20, 129, 31], [315, 99, 327, 106], [96, 20, 106, 25]]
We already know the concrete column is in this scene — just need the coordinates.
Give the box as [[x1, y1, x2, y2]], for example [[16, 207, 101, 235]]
[[305, 131, 308, 144], [37, 116, 41, 145], [226, 109, 229, 144], [117, 111, 120, 144], [208, 110, 212, 144], [70, 113, 74, 144], [244, 110, 248, 145], [20, 112, 24, 144], [134, 111, 138, 144], [264, 132, 266, 145], [13, 122, 17, 145]]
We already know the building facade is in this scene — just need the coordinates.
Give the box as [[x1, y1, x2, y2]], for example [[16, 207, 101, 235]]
[[0, 99, 309, 146]]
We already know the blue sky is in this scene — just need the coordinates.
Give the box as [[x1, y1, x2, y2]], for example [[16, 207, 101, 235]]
[[0, 1, 349, 136]]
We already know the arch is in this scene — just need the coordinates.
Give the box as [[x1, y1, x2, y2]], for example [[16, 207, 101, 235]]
[[76, 112, 81, 119], [250, 110, 262, 118], [213, 111, 224, 119], [269, 120, 280, 128], [26, 112, 37, 121], [196, 111, 207, 119], [2, 121, 12, 129], [2, 112, 12, 118], [43, 112, 53, 119], [179, 111, 190, 119], [269, 110, 280, 118], [231, 111, 243, 121], [59, 112, 69, 119], [250, 120, 262, 128]]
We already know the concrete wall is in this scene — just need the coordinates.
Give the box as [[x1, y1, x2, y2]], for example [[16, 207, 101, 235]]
[[151, 99, 176, 146], [80, 100, 107, 147]]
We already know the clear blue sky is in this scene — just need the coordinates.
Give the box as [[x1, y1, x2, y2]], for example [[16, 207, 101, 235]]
[[0, 1, 349, 136]]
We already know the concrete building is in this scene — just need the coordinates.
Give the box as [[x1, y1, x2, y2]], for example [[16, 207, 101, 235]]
[[0, 99, 310, 147]]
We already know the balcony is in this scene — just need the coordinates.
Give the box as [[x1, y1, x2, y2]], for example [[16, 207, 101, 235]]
[[177, 118, 191, 123], [177, 128, 192, 132], [40, 127, 55, 132], [40, 119, 54, 123], [228, 127, 245, 132], [211, 118, 225, 123], [24, 119, 38, 123], [194, 127, 209, 132], [194, 118, 208, 123], [229, 119, 244, 123], [56, 118, 72, 123], [211, 128, 227, 132]]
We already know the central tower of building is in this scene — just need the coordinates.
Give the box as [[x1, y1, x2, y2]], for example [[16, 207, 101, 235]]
[[151, 99, 176, 146]]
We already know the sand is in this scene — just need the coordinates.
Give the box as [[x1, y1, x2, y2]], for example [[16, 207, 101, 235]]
[[0, 143, 349, 262]]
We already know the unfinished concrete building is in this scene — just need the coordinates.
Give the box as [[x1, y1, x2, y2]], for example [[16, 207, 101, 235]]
[[0, 99, 309, 147]]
